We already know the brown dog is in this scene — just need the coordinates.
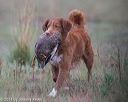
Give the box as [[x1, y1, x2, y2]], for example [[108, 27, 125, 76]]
[[42, 9, 94, 97]]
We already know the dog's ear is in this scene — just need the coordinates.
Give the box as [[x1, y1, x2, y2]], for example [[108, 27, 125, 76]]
[[42, 19, 49, 31], [62, 19, 72, 33]]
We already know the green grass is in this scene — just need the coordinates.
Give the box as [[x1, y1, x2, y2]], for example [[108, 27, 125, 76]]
[[9, 41, 31, 66], [99, 73, 113, 96]]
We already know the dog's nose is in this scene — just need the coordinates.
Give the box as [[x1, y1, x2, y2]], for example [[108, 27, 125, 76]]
[[45, 32, 50, 35], [45, 32, 54, 36]]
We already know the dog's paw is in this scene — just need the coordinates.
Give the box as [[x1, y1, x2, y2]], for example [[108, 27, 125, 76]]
[[48, 88, 57, 97]]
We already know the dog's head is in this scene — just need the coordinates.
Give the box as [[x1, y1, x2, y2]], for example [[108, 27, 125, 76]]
[[42, 17, 72, 39], [34, 17, 71, 69]]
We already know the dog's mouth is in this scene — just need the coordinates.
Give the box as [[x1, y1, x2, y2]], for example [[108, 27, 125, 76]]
[[35, 32, 61, 69]]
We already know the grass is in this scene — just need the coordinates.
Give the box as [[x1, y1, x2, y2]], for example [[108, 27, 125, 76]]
[[0, 22, 128, 102], [0, 51, 126, 102], [99, 73, 113, 96], [9, 41, 31, 66]]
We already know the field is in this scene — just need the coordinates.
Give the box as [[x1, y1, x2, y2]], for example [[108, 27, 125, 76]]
[[0, 0, 128, 102]]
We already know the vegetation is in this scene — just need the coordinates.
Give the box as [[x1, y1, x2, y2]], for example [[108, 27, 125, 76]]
[[9, 41, 31, 66], [99, 73, 113, 96]]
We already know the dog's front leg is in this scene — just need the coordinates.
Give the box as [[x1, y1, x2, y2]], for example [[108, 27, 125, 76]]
[[49, 57, 71, 97], [48, 47, 73, 97], [51, 65, 59, 82], [48, 68, 70, 97]]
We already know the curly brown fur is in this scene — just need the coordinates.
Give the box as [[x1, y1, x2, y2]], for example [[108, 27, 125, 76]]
[[68, 9, 85, 26]]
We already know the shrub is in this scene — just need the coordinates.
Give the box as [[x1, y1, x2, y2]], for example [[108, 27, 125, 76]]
[[9, 41, 31, 66], [9, 0, 34, 66]]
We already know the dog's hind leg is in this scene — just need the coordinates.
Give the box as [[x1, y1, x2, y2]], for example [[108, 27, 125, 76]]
[[82, 40, 94, 81], [82, 55, 92, 81]]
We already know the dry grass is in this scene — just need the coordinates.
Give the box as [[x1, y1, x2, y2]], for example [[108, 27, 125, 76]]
[[0, 47, 128, 102]]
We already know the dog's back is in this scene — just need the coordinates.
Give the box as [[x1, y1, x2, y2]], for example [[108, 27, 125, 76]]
[[68, 9, 88, 44], [67, 9, 94, 80], [65, 10, 89, 62]]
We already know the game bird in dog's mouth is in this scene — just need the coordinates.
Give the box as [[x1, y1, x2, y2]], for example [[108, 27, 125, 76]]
[[32, 32, 61, 69]]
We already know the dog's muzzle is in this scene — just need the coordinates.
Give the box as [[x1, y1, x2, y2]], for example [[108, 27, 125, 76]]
[[34, 32, 61, 69]]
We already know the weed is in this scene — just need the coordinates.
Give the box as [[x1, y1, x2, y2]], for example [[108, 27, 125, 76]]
[[99, 73, 113, 96]]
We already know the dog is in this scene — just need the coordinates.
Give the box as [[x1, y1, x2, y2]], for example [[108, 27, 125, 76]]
[[38, 9, 94, 97]]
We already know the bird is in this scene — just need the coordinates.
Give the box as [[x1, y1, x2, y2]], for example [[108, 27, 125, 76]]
[[34, 32, 61, 69]]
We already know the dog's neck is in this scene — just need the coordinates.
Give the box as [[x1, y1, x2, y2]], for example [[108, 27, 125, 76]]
[[72, 24, 84, 29]]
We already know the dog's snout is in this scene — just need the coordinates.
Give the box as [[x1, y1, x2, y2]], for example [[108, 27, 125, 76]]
[[45, 31, 53, 36], [45, 32, 50, 35], [45, 27, 53, 34]]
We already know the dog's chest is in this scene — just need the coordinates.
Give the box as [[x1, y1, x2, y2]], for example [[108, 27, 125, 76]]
[[50, 53, 63, 65]]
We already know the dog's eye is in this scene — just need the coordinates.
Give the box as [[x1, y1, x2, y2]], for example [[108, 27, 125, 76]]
[[55, 25, 60, 28]]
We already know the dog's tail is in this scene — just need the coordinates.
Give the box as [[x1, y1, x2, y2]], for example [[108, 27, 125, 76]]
[[68, 9, 85, 26]]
